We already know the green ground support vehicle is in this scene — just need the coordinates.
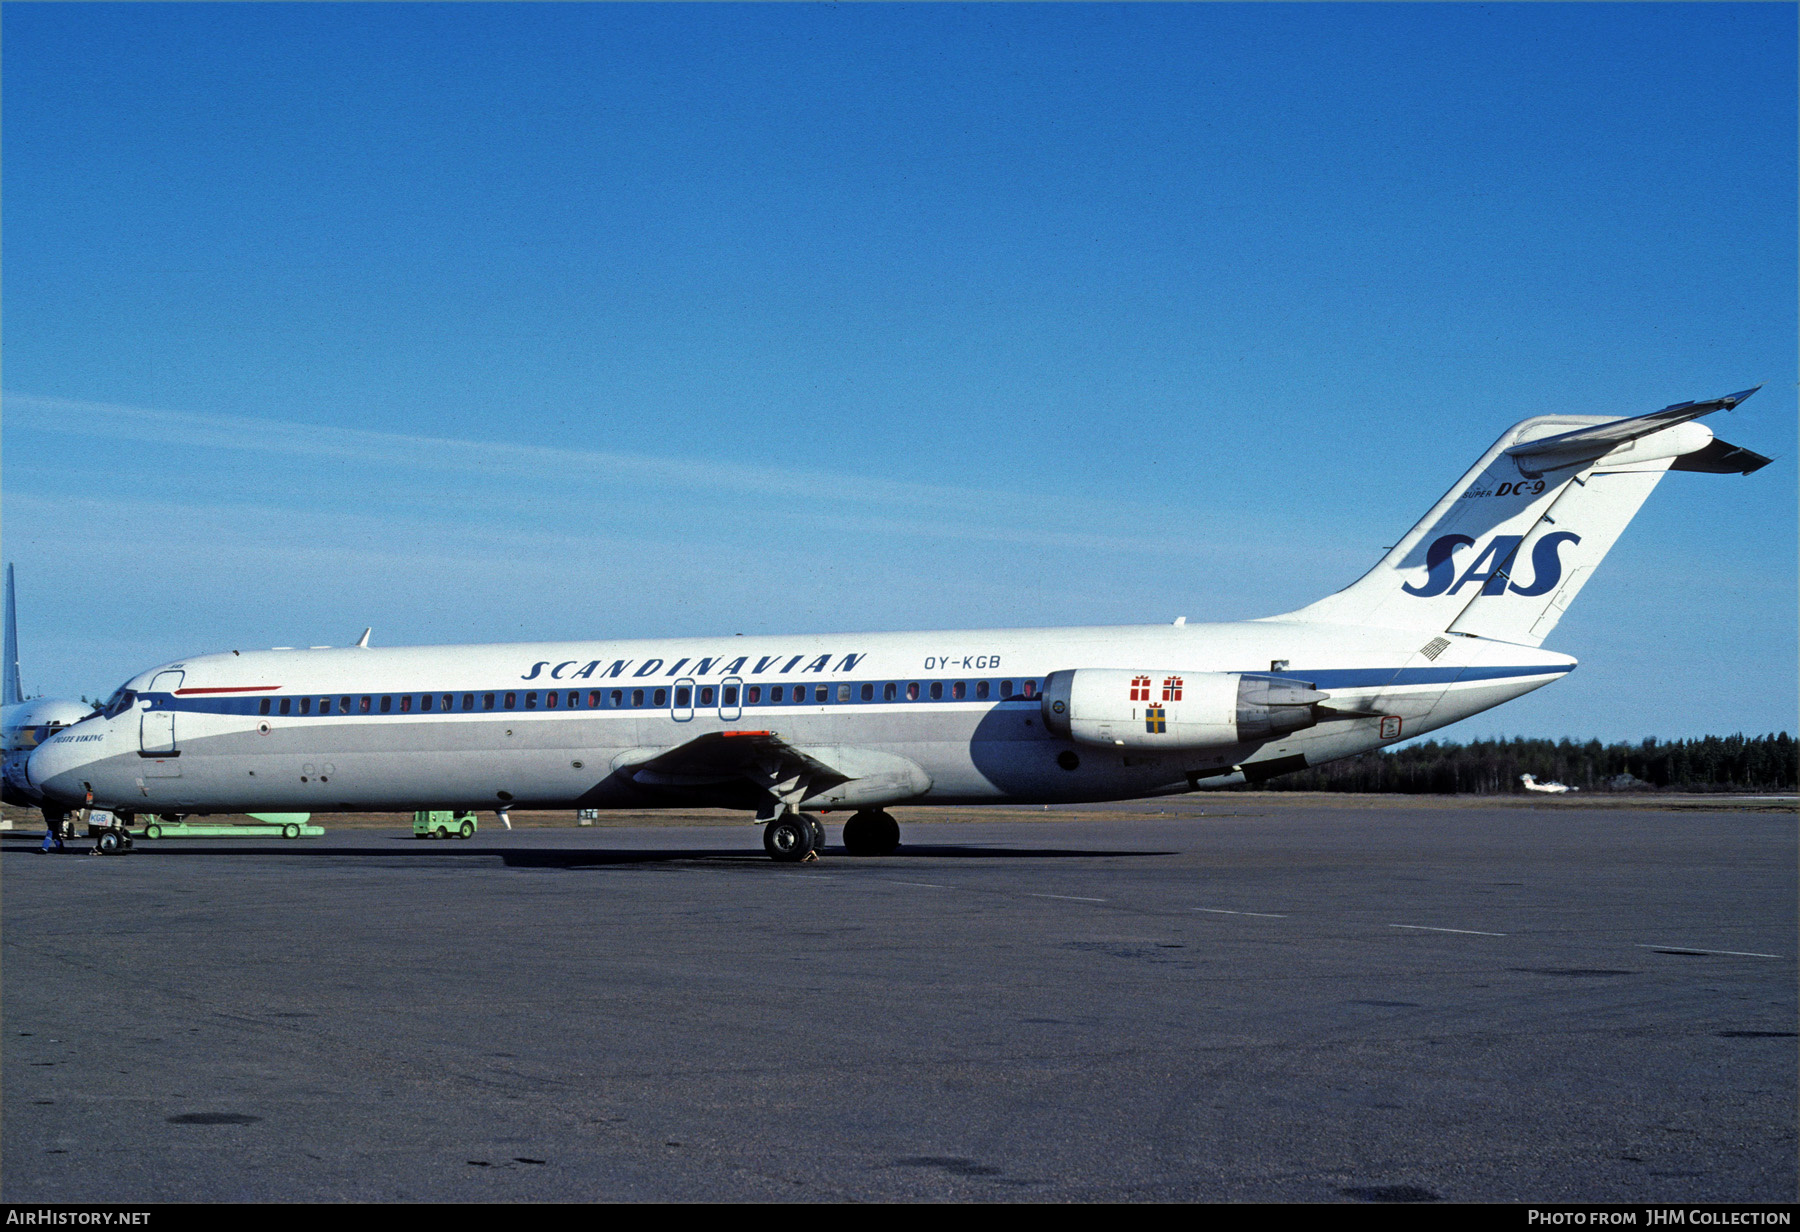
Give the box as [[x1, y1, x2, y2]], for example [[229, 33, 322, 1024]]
[[413, 810, 479, 839]]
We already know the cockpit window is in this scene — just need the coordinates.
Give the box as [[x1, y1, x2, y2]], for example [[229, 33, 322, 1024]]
[[102, 689, 138, 718]]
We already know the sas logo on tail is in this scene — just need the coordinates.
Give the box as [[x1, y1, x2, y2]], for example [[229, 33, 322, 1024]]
[[1402, 532, 1581, 599]]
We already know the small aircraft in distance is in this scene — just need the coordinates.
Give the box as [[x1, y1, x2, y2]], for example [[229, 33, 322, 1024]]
[[1519, 774, 1577, 795], [27, 387, 1769, 860]]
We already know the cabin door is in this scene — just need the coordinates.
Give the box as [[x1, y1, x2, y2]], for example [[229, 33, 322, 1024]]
[[140, 671, 184, 757]]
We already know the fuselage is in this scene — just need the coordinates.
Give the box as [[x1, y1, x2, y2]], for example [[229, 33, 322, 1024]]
[[28, 619, 1573, 816]]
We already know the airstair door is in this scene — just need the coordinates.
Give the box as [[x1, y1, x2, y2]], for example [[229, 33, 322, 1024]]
[[140, 670, 183, 762]]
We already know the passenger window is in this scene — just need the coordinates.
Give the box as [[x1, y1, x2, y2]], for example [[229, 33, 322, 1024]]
[[419, 694, 431, 712], [722, 685, 737, 705], [342, 697, 354, 714], [653, 688, 667, 707], [674, 687, 691, 707], [631, 689, 644, 707], [300, 698, 312, 715], [400, 695, 412, 713], [259, 698, 271, 716], [838, 684, 850, 702], [699, 687, 715, 706], [484, 694, 495, 710], [589, 691, 602, 708], [771, 686, 785, 703], [360, 696, 372, 713], [952, 681, 966, 700], [279, 698, 292, 715], [930, 682, 943, 700], [1000, 680, 1014, 698], [544, 692, 556, 709], [976, 681, 989, 700], [792, 686, 806, 703], [444, 695, 455, 711], [377, 696, 389, 713], [467, 694, 479, 710], [906, 682, 919, 700], [1022, 680, 1037, 698], [861, 684, 873, 701], [610, 689, 624, 707], [747, 686, 761, 704], [505, 693, 517, 709], [884, 683, 897, 701]]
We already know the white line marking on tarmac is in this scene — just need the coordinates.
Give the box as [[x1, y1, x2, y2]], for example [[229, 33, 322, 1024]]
[[1636, 945, 1781, 958], [889, 881, 952, 889], [1389, 924, 1509, 936], [1029, 893, 1106, 902], [1191, 908, 1288, 918]]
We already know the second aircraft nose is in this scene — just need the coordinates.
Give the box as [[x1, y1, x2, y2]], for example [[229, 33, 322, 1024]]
[[27, 728, 109, 807]]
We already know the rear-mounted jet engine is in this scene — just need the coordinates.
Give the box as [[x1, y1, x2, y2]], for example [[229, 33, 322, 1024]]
[[1040, 669, 1329, 750]]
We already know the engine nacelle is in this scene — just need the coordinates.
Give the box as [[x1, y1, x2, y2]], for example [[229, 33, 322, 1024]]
[[1040, 669, 1328, 750]]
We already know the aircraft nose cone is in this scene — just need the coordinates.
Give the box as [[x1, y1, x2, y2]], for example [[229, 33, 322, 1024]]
[[27, 737, 95, 806]]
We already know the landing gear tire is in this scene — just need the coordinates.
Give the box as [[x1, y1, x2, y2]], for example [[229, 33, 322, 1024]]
[[842, 809, 901, 856], [763, 815, 816, 863], [808, 816, 827, 853], [95, 829, 123, 855]]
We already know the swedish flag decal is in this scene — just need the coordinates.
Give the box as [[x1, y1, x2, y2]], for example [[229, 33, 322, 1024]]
[[1145, 706, 1167, 734]]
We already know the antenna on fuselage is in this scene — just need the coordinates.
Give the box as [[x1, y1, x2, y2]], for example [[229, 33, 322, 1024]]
[[355, 628, 372, 649], [3, 564, 23, 706]]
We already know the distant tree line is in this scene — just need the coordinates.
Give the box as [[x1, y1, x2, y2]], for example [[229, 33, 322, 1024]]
[[1257, 733, 1798, 794]]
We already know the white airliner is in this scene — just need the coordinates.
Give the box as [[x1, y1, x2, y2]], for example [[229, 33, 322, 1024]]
[[2, 565, 95, 810], [28, 390, 1769, 860], [1519, 774, 1576, 794]]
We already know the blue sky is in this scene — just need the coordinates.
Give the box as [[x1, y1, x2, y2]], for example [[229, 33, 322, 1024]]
[[4, 3, 1794, 741]]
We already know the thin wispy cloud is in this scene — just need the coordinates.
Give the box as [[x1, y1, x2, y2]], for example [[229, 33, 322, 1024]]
[[4, 391, 1308, 560]]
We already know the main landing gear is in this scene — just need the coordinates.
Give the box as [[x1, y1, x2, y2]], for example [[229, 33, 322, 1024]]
[[841, 809, 900, 857], [762, 813, 822, 863], [760, 809, 900, 862]]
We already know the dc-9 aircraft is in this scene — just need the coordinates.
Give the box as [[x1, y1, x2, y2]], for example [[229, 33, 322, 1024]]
[[29, 390, 1770, 860]]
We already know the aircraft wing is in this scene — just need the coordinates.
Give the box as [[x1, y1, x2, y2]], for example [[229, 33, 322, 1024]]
[[620, 730, 847, 788], [613, 729, 930, 815]]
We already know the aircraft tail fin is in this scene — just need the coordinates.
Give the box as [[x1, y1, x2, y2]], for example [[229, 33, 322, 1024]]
[[1271, 388, 1766, 646], [3, 564, 22, 706]]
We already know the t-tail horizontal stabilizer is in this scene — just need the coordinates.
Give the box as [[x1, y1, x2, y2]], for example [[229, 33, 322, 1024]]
[[1504, 386, 1761, 477], [1272, 387, 1767, 646]]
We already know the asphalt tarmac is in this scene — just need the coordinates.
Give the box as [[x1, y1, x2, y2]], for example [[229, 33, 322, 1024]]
[[3, 799, 1794, 1203]]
